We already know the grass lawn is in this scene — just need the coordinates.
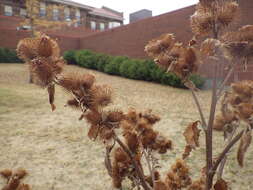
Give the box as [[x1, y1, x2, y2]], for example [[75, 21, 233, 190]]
[[0, 64, 252, 189]]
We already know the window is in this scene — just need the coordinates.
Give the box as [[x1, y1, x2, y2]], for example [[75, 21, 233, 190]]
[[100, 23, 105, 31], [20, 8, 27, 17], [109, 22, 121, 29], [39, 2, 46, 17], [90, 21, 96, 30], [4, 5, 12, 16], [64, 7, 70, 21], [75, 9, 81, 25], [52, 8, 59, 21]]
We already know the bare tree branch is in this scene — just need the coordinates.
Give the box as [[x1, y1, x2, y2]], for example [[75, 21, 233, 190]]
[[206, 62, 218, 189], [211, 130, 244, 181], [190, 89, 207, 130], [216, 63, 236, 99], [143, 150, 155, 188]]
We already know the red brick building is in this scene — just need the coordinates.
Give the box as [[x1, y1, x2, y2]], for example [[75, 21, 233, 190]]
[[0, 0, 123, 31], [0, 0, 252, 82]]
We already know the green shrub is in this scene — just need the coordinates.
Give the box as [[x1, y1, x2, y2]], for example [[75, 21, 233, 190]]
[[161, 72, 183, 87], [104, 56, 128, 75], [127, 60, 150, 80], [75, 50, 97, 69], [0, 48, 22, 63], [188, 74, 205, 89], [63, 50, 77, 65], [94, 53, 110, 71], [65, 49, 206, 89], [119, 59, 132, 78]]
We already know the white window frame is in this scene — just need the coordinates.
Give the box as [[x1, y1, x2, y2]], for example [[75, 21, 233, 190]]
[[39, 2, 46, 17], [4, 5, 13, 16], [64, 7, 70, 21], [90, 21, 96, 30], [100, 23, 105, 31], [20, 8, 27, 17], [75, 9, 81, 26], [52, 8, 59, 21], [109, 22, 121, 29]]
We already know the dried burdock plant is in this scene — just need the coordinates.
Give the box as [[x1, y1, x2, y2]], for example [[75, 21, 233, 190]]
[[145, 1, 253, 189], [18, 1, 253, 188], [18, 34, 175, 190], [221, 25, 253, 70], [17, 33, 65, 111], [191, 0, 239, 37], [0, 169, 30, 190], [145, 34, 199, 81]]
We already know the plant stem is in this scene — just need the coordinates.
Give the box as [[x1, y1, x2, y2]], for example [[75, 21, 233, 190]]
[[210, 130, 244, 182], [190, 89, 207, 130], [217, 155, 227, 180], [143, 150, 155, 188], [206, 63, 218, 190], [113, 134, 151, 190], [217, 126, 237, 179], [216, 64, 236, 99]]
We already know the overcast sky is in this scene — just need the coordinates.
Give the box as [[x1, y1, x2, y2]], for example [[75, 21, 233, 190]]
[[73, 0, 198, 24]]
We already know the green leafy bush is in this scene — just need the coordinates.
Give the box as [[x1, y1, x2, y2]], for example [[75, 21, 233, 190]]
[[119, 59, 132, 78], [75, 50, 97, 69], [127, 60, 149, 80], [104, 56, 128, 75], [188, 74, 205, 89], [0, 48, 22, 63], [64, 49, 206, 89], [63, 50, 76, 65], [160, 72, 182, 87]]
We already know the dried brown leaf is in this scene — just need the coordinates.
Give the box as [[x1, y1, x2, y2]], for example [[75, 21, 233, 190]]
[[214, 178, 228, 190], [47, 84, 56, 111], [3, 176, 20, 190], [237, 130, 252, 167], [16, 184, 31, 190], [0, 169, 12, 179], [183, 121, 201, 148], [182, 145, 193, 159], [13, 169, 27, 180]]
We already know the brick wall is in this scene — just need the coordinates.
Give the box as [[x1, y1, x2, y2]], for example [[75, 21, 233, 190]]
[[79, 0, 253, 82], [0, 28, 80, 53], [1, 0, 253, 83], [79, 5, 195, 59]]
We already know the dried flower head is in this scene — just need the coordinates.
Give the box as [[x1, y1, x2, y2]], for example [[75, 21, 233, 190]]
[[165, 159, 192, 189], [89, 84, 112, 109], [17, 34, 60, 62], [37, 34, 60, 59], [191, 1, 239, 37], [123, 130, 139, 153], [141, 109, 160, 124], [152, 135, 172, 154], [106, 110, 125, 123], [0, 169, 12, 179], [200, 38, 222, 57], [58, 72, 95, 93], [146, 34, 199, 79], [145, 33, 175, 58], [17, 37, 40, 61], [222, 25, 253, 62]]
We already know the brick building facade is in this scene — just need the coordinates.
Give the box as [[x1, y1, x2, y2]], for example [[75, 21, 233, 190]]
[[0, 0, 252, 82], [0, 0, 123, 31]]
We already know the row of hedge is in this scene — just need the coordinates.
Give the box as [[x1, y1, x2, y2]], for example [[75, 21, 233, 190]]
[[0, 47, 23, 63], [64, 49, 205, 88]]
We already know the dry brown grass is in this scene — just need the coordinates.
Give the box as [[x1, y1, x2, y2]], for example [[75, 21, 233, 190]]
[[0, 64, 252, 189]]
